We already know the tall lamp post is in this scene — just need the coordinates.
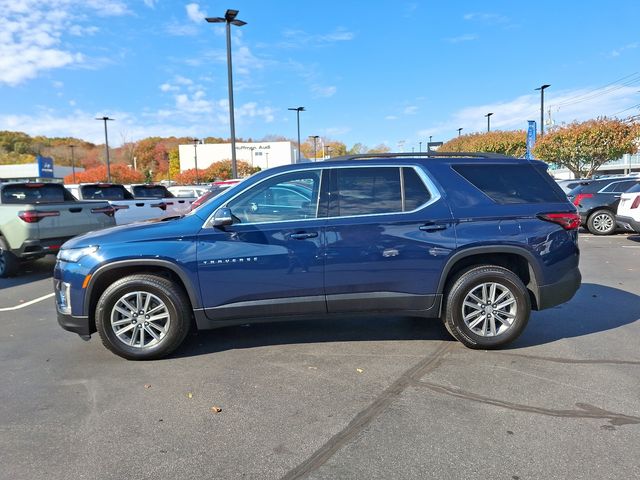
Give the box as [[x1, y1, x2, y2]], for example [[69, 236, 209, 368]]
[[68, 144, 76, 183], [485, 112, 493, 132], [288, 106, 305, 162], [96, 116, 114, 182], [206, 9, 246, 179], [419, 141, 422, 152], [192, 138, 200, 185], [535, 84, 550, 136], [427, 135, 433, 152], [457, 127, 463, 137], [310, 135, 319, 161]]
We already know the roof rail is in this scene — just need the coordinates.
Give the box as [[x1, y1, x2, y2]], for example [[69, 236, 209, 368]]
[[329, 151, 515, 161]]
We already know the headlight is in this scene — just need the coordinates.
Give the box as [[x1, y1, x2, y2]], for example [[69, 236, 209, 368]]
[[57, 246, 99, 263]]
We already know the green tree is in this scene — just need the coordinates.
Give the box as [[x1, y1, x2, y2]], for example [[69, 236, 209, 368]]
[[534, 118, 639, 178], [440, 131, 527, 157]]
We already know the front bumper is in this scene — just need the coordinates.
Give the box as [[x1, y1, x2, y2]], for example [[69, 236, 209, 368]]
[[57, 311, 93, 338], [536, 266, 582, 310], [616, 215, 640, 233]]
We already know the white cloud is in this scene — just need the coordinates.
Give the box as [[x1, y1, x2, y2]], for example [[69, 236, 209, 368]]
[[0, 1, 128, 86], [311, 85, 337, 98], [404, 106, 418, 115], [463, 12, 509, 24], [418, 85, 640, 139], [610, 42, 639, 58], [276, 28, 355, 49], [445, 34, 479, 44], [186, 3, 206, 23], [385, 115, 398, 121], [143, 0, 157, 7]]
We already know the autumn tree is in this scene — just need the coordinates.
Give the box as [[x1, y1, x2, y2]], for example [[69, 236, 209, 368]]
[[440, 131, 527, 157], [534, 118, 639, 178], [65, 164, 145, 183], [173, 160, 260, 184]]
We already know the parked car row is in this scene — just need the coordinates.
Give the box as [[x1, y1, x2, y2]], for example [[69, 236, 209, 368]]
[[0, 180, 230, 277], [556, 175, 640, 235]]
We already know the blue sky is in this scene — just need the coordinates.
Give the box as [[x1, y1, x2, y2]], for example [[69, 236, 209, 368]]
[[1, 0, 639, 151]]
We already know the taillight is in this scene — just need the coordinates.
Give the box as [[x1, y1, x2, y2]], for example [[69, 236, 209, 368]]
[[91, 206, 116, 217], [151, 202, 167, 211], [538, 212, 581, 230], [573, 193, 593, 206], [631, 195, 640, 209], [18, 210, 60, 223]]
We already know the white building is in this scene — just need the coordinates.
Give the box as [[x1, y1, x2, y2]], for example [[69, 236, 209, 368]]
[[178, 141, 302, 173], [0, 161, 83, 182]]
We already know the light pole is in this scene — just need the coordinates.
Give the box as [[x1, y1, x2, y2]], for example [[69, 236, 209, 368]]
[[535, 84, 550, 136], [324, 146, 331, 159], [310, 135, 319, 161], [427, 135, 433, 152], [96, 116, 114, 182], [192, 138, 200, 185], [485, 112, 493, 132], [419, 141, 422, 152], [265, 152, 269, 168], [68, 144, 76, 183], [206, 9, 246, 179], [288, 106, 305, 162], [457, 127, 463, 137]]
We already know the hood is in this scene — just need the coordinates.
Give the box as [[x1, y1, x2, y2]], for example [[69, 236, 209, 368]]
[[60, 215, 202, 250]]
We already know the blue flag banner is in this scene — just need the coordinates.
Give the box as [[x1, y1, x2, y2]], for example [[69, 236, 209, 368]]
[[526, 121, 537, 159], [37, 156, 54, 178]]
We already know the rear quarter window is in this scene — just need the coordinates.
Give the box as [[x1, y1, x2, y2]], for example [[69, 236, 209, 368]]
[[453, 164, 564, 204]]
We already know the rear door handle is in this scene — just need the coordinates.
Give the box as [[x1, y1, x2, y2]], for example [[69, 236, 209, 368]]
[[289, 232, 318, 240], [419, 223, 447, 232]]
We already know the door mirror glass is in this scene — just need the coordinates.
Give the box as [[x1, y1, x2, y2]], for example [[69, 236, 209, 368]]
[[212, 207, 234, 227]]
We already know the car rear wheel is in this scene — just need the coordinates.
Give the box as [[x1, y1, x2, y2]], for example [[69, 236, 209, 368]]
[[95, 274, 191, 360], [587, 209, 616, 235], [0, 239, 19, 278], [443, 265, 530, 349]]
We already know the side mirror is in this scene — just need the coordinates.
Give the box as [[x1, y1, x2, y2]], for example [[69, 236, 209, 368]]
[[212, 207, 234, 227]]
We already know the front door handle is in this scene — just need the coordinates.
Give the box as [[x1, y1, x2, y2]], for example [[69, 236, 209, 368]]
[[419, 223, 447, 232], [289, 232, 318, 240]]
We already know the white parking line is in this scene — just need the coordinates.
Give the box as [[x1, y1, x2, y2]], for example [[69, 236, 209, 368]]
[[0, 293, 55, 312]]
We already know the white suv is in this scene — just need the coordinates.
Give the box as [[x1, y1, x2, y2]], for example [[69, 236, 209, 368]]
[[616, 183, 640, 232]]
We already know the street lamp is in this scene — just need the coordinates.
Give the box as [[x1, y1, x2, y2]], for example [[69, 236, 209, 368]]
[[310, 135, 320, 161], [192, 138, 200, 185], [288, 106, 305, 162], [324, 145, 331, 159], [265, 152, 269, 168], [427, 135, 433, 152], [485, 112, 494, 132], [419, 141, 422, 153], [457, 127, 463, 137], [535, 84, 551, 136], [95, 116, 114, 182], [68, 144, 76, 183], [206, 9, 247, 179]]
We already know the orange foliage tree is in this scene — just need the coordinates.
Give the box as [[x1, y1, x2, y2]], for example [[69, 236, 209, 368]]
[[440, 130, 527, 157], [534, 118, 639, 177], [64, 164, 145, 183], [173, 160, 260, 184]]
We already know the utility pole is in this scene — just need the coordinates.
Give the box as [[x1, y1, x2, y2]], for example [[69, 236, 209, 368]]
[[288, 107, 305, 162], [485, 112, 493, 132], [96, 116, 114, 182], [535, 84, 551, 136], [68, 144, 76, 183], [310, 135, 319, 161]]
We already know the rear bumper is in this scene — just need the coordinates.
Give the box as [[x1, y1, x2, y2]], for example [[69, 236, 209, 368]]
[[536, 266, 581, 310], [57, 311, 93, 338], [616, 215, 640, 233]]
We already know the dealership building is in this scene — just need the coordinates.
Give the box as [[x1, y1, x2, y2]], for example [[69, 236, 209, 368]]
[[0, 156, 83, 182], [177, 141, 307, 172]]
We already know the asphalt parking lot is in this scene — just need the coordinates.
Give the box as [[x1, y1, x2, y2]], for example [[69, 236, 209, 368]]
[[1, 233, 639, 480]]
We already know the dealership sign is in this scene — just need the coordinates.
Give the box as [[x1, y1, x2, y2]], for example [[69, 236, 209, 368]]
[[37, 156, 54, 178]]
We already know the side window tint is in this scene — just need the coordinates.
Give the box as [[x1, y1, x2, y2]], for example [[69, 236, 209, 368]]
[[403, 167, 431, 211], [336, 167, 401, 216], [228, 171, 320, 223]]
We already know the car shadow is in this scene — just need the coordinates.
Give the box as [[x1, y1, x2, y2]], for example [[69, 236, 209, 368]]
[[0, 256, 56, 290], [626, 234, 640, 243], [172, 282, 639, 358], [509, 282, 640, 348], [172, 314, 453, 359]]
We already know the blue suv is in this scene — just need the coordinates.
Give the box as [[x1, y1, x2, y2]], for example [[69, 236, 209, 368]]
[[54, 153, 581, 360]]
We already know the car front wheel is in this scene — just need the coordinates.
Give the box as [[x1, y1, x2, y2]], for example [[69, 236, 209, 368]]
[[95, 274, 192, 360], [443, 265, 531, 349], [587, 209, 616, 235]]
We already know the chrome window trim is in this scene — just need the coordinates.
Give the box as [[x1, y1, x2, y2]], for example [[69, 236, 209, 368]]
[[202, 164, 442, 228]]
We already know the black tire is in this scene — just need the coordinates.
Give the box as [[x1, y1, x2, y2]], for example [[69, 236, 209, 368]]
[[587, 209, 616, 235], [443, 265, 531, 349], [0, 238, 19, 278], [95, 274, 192, 360]]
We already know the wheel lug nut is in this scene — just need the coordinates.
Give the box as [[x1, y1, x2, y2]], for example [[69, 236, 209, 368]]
[[144, 321, 149, 326]]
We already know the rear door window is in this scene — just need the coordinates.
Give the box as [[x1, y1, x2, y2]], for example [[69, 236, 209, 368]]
[[453, 164, 564, 204], [335, 167, 402, 216], [132, 185, 174, 198], [81, 185, 133, 200]]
